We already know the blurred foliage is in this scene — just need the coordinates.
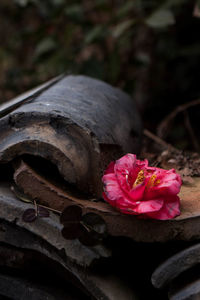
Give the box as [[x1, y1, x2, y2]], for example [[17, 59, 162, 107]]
[[1, 0, 200, 150]]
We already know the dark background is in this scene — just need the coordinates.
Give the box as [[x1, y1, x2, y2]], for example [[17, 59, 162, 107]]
[[1, 0, 200, 150]]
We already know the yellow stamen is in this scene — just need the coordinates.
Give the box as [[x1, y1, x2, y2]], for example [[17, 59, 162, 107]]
[[133, 170, 145, 188], [146, 174, 160, 189]]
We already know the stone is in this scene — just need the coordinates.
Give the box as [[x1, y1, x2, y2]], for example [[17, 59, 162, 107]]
[[0, 272, 80, 300], [0, 181, 138, 300], [151, 243, 200, 289], [169, 279, 200, 300], [12, 159, 200, 243], [0, 181, 110, 267], [0, 75, 142, 197]]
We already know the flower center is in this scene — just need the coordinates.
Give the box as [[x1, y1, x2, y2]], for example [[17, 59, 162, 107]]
[[146, 174, 160, 189], [133, 170, 145, 188]]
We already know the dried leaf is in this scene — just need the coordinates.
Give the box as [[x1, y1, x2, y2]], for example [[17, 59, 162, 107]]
[[11, 185, 33, 203], [158, 150, 200, 177], [181, 176, 194, 185]]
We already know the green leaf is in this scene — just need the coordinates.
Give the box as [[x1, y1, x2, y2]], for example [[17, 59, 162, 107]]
[[163, 0, 188, 8], [84, 26, 105, 44], [179, 44, 200, 56], [51, 0, 65, 5], [111, 20, 133, 38], [65, 4, 83, 20], [34, 37, 57, 58], [146, 9, 175, 28], [13, 0, 30, 7], [116, 2, 135, 19]]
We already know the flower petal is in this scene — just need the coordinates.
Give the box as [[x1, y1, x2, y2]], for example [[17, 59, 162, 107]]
[[115, 153, 137, 172], [114, 154, 137, 192], [102, 153, 182, 220], [157, 169, 182, 195], [102, 173, 131, 207], [128, 180, 147, 201], [146, 195, 180, 220], [102, 173, 122, 202], [144, 168, 182, 199], [119, 198, 163, 215], [136, 199, 164, 214], [115, 154, 148, 201], [136, 158, 149, 169], [104, 161, 115, 175]]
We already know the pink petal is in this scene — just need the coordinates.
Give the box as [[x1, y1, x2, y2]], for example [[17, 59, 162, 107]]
[[114, 153, 137, 177], [135, 199, 163, 213], [102, 173, 132, 207], [103, 190, 136, 210], [128, 179, 147, 201], [144, 168, 182, 199], [136, 158, 149, 169], [102, 192, 116, 207], [145, 195, 180, 220], [104, 161, 115, 175], [114, 154, 148, 201], [119, 199, 163, 215], [114, 154, 137, 192], [115, 197, 138, 210], [102, 173, 123, 202], [156, 169, 181, 194]]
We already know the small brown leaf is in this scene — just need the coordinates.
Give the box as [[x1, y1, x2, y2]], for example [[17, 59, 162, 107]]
[[60, 205, 82, 225], [38, 206, 50, 218], [61, 223, 82, 240], [22, 208, 37, 223], [81, 213, 107, 237], [78, 227, 100, 247], [79, 213, 107, 246]]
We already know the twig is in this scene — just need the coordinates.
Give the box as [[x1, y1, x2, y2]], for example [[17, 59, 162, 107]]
[[34, 200, 38, 217], [157, 98, 200, 138], [37, 204, 61, 215], [177, 98, 200, 111], [183, 110, 200, 152], [143, 129, 178, 152]]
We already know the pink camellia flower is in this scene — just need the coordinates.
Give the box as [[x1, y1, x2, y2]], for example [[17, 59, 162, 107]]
[[102, 154, 182, 220]]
